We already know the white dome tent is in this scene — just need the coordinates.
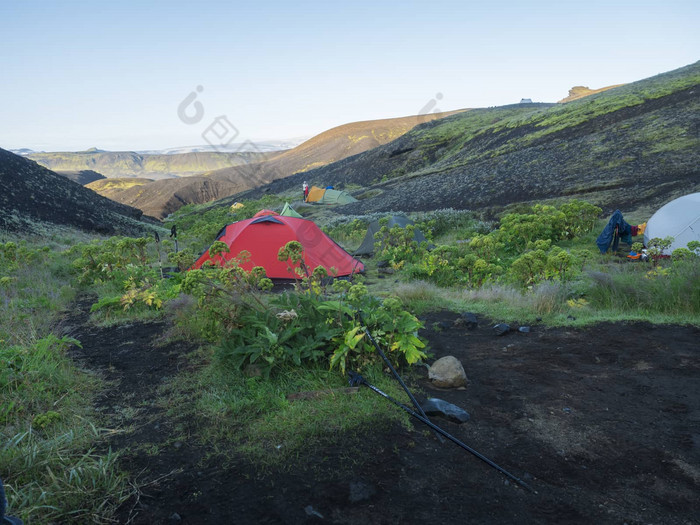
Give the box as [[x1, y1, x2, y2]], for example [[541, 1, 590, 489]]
[[644, 193, 700, 254]]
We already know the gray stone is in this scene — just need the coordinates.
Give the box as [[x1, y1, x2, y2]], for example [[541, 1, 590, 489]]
[[169, 512, 182, 523], [428, 356, 467, 388], [421, 397, 471, 424], [348, 481, 376, 502], [461, 312, 478, 329], [493, 323, 510, 336], [518, 326, 531, 333], [304, 505, 324, 518]]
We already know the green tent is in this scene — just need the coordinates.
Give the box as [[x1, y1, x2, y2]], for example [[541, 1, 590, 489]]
[[317, 188, 358, 205], [354, 215, 431, 256], [280, 202, 303, 218]]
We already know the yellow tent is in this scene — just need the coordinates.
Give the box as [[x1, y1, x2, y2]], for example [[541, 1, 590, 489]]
[[306, 186, 326, 203]]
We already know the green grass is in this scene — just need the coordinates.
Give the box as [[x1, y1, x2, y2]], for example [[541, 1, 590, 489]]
[[0, 228, 132, 524], [2, 426, 129, 524], [160, 350, 411, 471], [392, 273, 700, 328], [0, 333, 132, 524]]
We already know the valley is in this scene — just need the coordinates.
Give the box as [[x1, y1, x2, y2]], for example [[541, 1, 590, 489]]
[[1, 58, 699, 525]]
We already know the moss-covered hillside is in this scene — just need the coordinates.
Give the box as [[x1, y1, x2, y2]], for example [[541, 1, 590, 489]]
[[244, 61, 699, 216]]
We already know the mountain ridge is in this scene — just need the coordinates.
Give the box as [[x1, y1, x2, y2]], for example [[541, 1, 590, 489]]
[[26, 150, 276, 179]]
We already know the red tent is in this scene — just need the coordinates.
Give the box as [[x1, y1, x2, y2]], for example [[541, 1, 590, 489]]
[[192, 212, 364, 278]]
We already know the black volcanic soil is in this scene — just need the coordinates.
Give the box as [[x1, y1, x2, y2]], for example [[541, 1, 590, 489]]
[[61, 300, 699, 524]]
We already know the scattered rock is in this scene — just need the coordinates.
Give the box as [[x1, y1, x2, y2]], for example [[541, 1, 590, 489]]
[[376, 260, 390, 268], [173, 441, 183, 449], [304, 505, 324, 518], [428, 356, 467, 388], [348, 481, 376, 503], [493, 323, 510, 336], [169, 512, 182, 523], [518, 326, 531, 333], [422, 398, 471, 424], [434, 321, 451, 331], [567, 315, 576, 321], [378, 267, 395, 275], [454, 312, 478, 330]]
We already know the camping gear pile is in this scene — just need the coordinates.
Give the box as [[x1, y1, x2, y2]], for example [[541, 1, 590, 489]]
[[596, 210, 640, 254], [597, 193, 700, 257]]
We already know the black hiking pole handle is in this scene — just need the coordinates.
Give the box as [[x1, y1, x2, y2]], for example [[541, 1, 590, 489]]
[[348, 371, 535, 493], [356, 311, 445, 444]]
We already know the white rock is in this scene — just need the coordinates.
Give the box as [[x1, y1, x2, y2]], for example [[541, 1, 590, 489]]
[[428, 356, 467, 388]]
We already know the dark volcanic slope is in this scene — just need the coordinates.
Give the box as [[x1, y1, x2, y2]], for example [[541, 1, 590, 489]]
[[0, 148, 148, 235], [238, 61, 700, 216], [56, 169, 106, 185]]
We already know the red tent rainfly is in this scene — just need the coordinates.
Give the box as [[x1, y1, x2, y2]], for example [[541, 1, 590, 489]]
[[192, 210, 364, 279]]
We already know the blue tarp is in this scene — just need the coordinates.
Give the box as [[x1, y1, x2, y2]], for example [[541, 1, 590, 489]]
[[596, 210, 632, 254]]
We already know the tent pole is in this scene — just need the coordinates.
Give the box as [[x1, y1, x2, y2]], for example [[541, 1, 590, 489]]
[[349, 371, 535, 493], [357, 311, 445, 444]]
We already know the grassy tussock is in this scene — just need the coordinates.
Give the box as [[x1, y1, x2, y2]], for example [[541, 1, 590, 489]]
[[1, 230, 131, 523], [587, 261, 700, 315], [2, 428, 128, 524]]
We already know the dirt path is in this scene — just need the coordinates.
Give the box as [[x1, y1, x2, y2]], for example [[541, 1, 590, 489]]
[[61, 299, 699, 524]]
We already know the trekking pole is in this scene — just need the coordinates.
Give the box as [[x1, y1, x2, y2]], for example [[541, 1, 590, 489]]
[[357, 311, 445, 444], [155, 231, 163, 279], [348, 371, 535, 493]]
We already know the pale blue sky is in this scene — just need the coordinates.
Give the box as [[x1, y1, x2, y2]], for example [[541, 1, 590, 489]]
[[0, 0, 698, 151]]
